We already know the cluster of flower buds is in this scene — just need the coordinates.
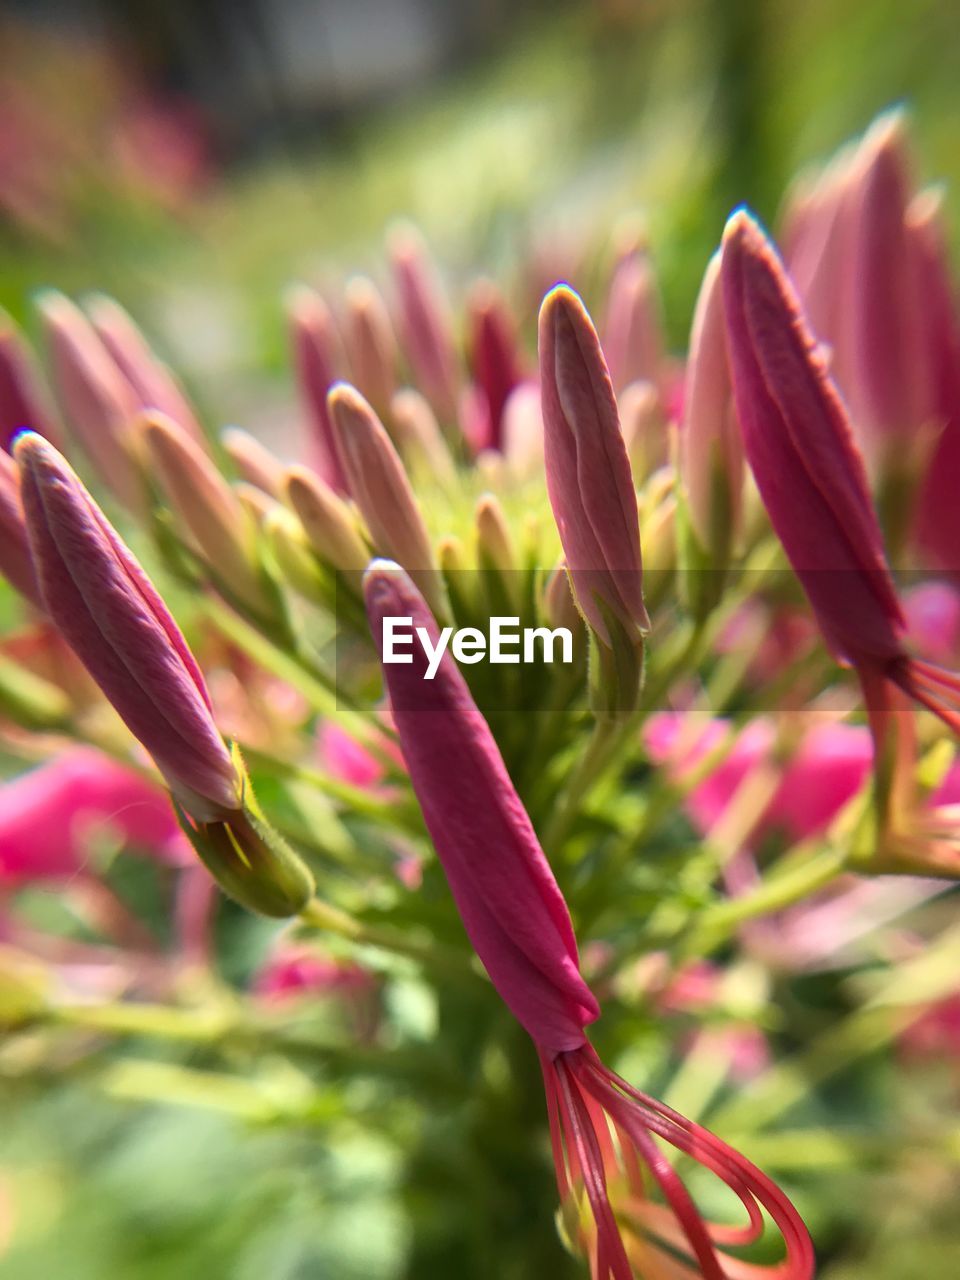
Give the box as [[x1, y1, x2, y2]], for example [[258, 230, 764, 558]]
[[4, 107, 960, 1279]]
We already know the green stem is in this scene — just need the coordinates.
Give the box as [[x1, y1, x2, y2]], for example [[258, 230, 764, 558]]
[[298, 898, 478, 980]]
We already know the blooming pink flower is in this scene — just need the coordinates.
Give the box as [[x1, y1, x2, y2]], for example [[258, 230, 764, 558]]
[[366, 560, 813, 1280], [721, 210, 960, 742], [644, 713, 872, 842], [539, 285, 649, 646], [0, 748, 189, 885]]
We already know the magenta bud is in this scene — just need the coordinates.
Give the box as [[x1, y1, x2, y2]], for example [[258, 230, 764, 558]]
[[287, 285, 348, 491], [538, 285, 649, 647], [39, 292, 142, 508], [388, 224, 459, 424], [466, 279, 524, 452], [87, 295, 205, 446], [15, 432, 240, 820], [1, 310, 60, 453], [364, 559, 598, 1051]]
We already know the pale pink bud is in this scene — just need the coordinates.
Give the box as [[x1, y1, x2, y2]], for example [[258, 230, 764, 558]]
[[284, 464, 370, 574], [15, 432, 240, 820], [538, 285, 648, 645], [388, 224, 459, 424], [848, 112, 933, 449], [500, 381, 543, 480], [1, 309, 59, 452], [602, 246, 665, 395], [141, 411, 271, 618], [39, 292, 141, 506], [87, 294, 205, 445], [681, 251, 742, 550], [221, 426, 285, 498], [389, 387, 457, 487], [328, 383, 445, 616], [343, 276, 398, 416], [287, 285, 347, 491]]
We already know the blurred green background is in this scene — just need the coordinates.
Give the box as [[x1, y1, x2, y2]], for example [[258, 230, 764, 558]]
[[3, 1, 960, 1276]]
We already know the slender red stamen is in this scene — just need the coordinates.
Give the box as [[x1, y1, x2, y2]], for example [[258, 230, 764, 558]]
[[541, 1045, 815, 1280]]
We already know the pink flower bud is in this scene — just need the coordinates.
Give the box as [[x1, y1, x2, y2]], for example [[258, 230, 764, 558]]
[[284, 463, 370, 575], [0, 449, 43, 608], [287, 285, 347, 491], [329, 384, 445, 616], [1, 309, 59, 452], [848, 112, 933, 451], [221, 427, 284, 499], [342, 276, 398, 417], [364, 560, 598, 1051], [721, 210, 960, 739], [466, 279, 524, 452], [681, 251, 742, 552], [15, 432, 240, 820], [538, 285, 649, 645], [88, 294, 205, 445], [602, 246, 664, 395], [39, 293, 141, 507], [388, 224, 459, 424]]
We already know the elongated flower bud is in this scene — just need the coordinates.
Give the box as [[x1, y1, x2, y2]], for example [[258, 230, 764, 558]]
[[1, 310, 59, 452], [222, 426, 285, 499], [681, 252, 742, 552], [365, 560, 598, 1049], [388, 224, 459, 425], [343, 276, 398, 417], [15, 432, 239, 818], [39, 292, 141, 506], [602, 247, 664, 395], [721, 210, 960, 740], [466, 279, 523, 452], [0, 450, 44, 609], [848, 112, 932, 453], [284, 463, 370, 575], [538, 285, 649, 646], [328, 383, 446, 617], [365, 560, 814, 1280], [287, 285, 347, 491], [389, 388, 457, 488], [141, 411, 273, 618], [88, 295, 205, 445], [15, 433, 313, 916], [501, 382, 543, 481]]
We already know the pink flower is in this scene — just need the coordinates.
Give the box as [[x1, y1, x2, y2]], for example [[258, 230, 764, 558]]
[[389, 225, 459, 425], [903, 582, 960, 664], [721, 210, 960, 742], [254, 944, 374, 1003], [0, 449, 43, 609], [538, 285, 649, 646], [644, 713, 872, 842], [365, 560, 813, 1280], [288, 286, 347, 492], [0, 748, 189, 885]]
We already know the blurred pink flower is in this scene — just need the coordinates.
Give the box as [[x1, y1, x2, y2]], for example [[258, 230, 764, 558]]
[[0, 747, 189, 885], [254, 944, 375, 1003], [644, 713, 872, 841]]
